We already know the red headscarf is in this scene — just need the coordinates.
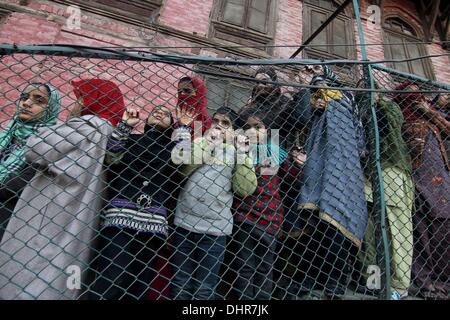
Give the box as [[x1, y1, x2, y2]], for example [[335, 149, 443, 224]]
[[177, 76, 212, 134], [393, 81, 426, 124], [72, 79, 125, 126]]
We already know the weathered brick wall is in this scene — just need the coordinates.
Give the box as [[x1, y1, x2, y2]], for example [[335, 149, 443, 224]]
[[273, 0, 302, 59], [0, 0, 448, 127], [159, 0, 213, 37]]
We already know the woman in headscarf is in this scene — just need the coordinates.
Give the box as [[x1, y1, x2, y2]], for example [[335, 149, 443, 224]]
[[176, 76, 211, 135], [356, 89, 414, 300], [394, 81, 450, 300], [296, 74, 368, 299], [0, 78, 125, 300], [0, 83, 61, 241]]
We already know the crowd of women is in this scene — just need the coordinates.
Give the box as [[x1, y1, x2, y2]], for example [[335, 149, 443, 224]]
[[0, 64, 448, 300]]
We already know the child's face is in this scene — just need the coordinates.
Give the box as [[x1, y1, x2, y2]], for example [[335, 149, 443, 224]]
[[212, 112, 235, 143], [147, 105, 172, 129], [243, 116, 267, 144]]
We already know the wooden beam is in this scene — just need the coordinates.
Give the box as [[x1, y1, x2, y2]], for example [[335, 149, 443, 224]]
[[430, 0, 441, 31], [443, 13, 450, 40], [434, 1, 450, 50], [416, 1, 430, 41], [378, 0, 385, 21], [418, 0, 427, 13], [443, 3, 450, 36], [444, 16, 450, 37], [443, 3, 450, 16], [416, 0, 440, 42]]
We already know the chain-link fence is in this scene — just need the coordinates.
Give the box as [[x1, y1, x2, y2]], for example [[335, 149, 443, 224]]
[[0, 45, 448, 300]]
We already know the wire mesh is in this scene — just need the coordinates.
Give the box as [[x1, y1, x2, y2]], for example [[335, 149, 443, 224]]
[[0, 46, 448, 300]]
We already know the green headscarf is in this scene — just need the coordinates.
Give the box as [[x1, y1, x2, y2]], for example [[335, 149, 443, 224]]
[[0, 83, 62, 183], [374, 98, 412, 174]]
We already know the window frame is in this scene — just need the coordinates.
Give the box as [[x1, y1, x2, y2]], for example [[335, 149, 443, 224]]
[[205, 77, 253, 115], [382, 17, 435, 80], [302, 0, 356, 60], [55, 0, 163, 23], [220, 0, 271, 33], [209, 0, 278, 54], [198, 66, 254, 114]]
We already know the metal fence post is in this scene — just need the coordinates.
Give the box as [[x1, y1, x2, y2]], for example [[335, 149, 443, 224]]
[[352, 0, 391, 299]]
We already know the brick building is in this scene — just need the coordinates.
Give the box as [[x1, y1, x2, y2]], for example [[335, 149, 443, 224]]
[[0, 0, 449, 122], [0, 0, 449, 301]]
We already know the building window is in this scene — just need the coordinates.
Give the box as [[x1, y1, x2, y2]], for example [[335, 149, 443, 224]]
[[203, 75, 252, 115], [382, 17, 435, 79], [221, 0, 271, 33], [302, 0, 356, 59], [209, 0, 277, 53], [63, 0, 163, 23]]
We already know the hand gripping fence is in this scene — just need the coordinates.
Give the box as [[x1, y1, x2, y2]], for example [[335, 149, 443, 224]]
[[0, 44, 448, 300]]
